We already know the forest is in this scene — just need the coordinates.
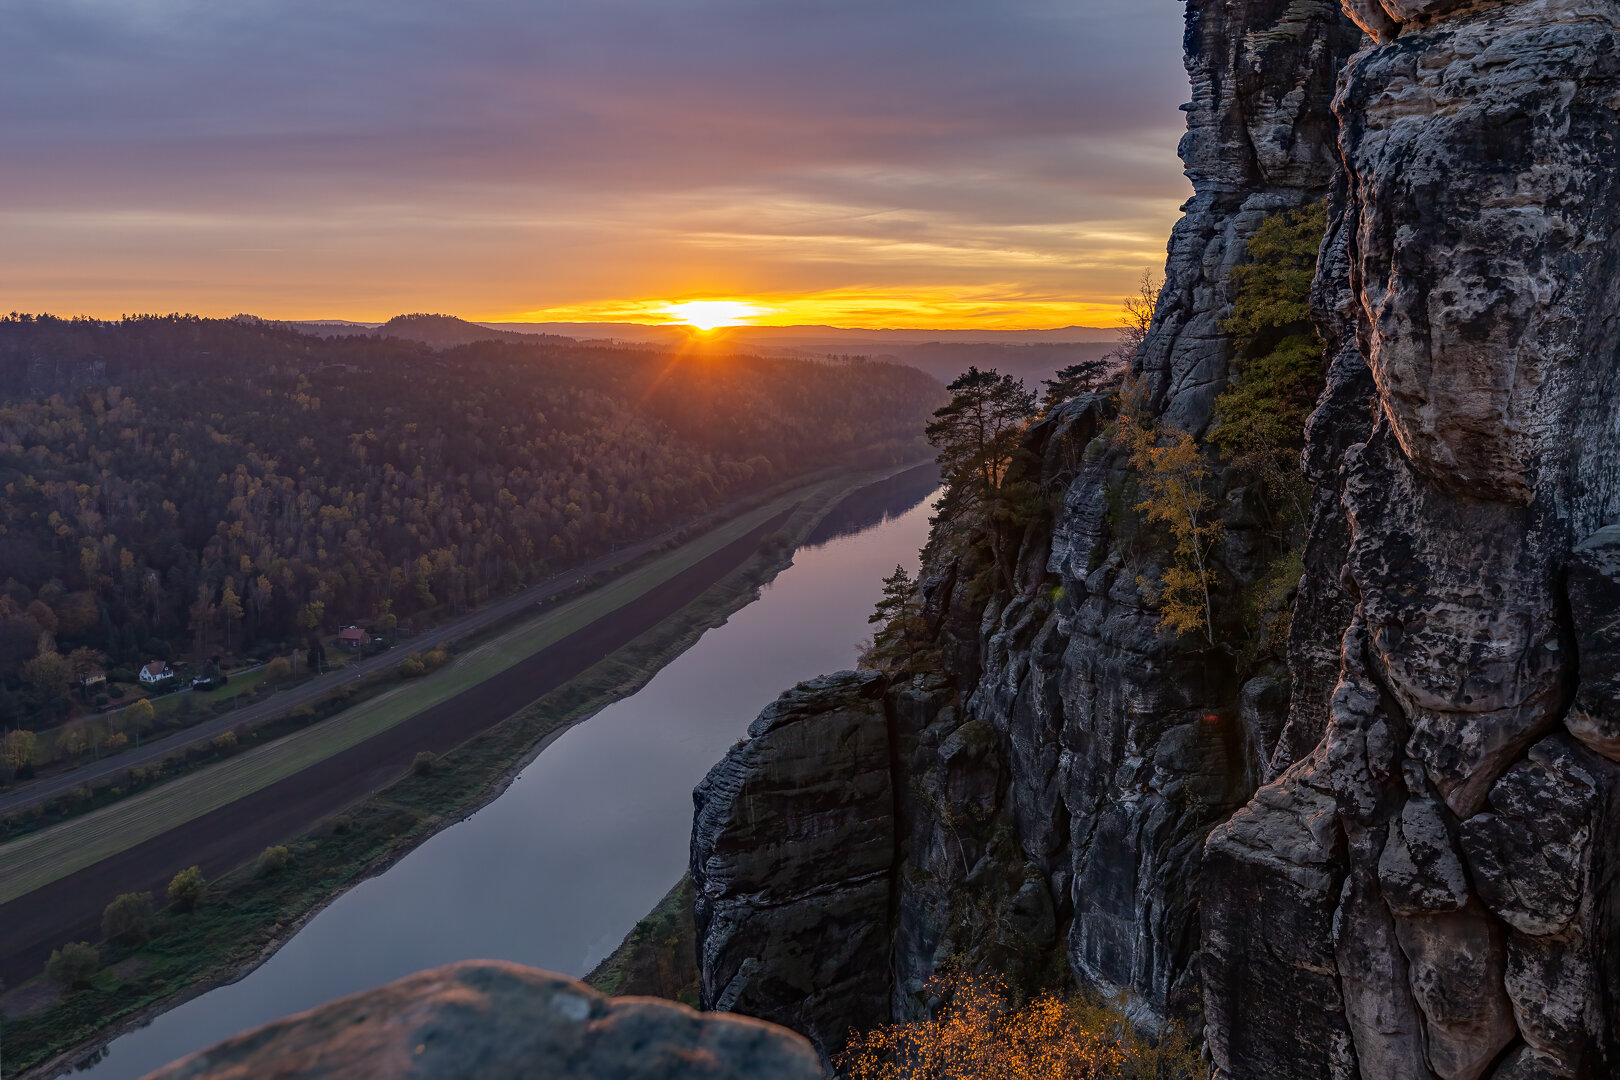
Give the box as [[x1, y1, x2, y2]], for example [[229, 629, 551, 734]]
[[0, 314, 943, 730]]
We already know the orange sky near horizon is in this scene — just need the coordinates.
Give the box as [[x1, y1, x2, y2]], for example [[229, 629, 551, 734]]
[[1, 2, 1191, 332]]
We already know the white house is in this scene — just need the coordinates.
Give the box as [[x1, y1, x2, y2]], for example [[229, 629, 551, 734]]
[[138, 660, 174, 685]]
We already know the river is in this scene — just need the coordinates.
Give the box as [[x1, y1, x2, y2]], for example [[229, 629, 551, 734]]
[[70, 470, 941, 1079]]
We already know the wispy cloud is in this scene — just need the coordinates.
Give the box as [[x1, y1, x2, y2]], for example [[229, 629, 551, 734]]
[[1, 0, 1190, 326]]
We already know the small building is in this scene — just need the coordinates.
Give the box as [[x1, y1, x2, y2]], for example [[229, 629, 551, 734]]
[[80, 671, 107, 692], [138, 661, 174, 685], [338, 626, 373, 650]]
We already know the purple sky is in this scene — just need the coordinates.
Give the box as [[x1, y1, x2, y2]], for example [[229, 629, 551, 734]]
[[0, 1, 1192, 326]]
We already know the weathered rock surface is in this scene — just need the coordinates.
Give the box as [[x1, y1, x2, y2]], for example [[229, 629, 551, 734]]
[[1205, 2, 1620, 1078], [690, 671, 894, 1059], [1565, 527, 1620, 762], [143, 961, 824, 1080]]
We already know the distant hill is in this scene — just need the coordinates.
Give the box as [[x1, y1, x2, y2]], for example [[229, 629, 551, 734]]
[[888, 341, 1117, 390], [237, 314, 1119, 385], [480, 322, 1120, 348], [376, 314, 576, 349], [231, 314, 577, 349]]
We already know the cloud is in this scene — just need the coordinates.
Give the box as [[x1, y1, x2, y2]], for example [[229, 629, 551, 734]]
[[0, 0, 1192, 324]]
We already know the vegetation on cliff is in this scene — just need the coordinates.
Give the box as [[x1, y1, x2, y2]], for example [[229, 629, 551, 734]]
[[1210, 201, 1327, 528], [839, 972, 1200, 1080], [1127, 203, 1326, 649], [925, 368, 1038, 593]]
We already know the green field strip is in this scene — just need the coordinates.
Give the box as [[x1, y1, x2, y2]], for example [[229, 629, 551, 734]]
[[0, 480, 831, 904]]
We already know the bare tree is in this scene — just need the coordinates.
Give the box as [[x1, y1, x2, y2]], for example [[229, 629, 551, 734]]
[[1107, 271, 1162, 367]]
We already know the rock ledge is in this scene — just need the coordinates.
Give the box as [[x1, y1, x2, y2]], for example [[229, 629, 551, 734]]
[[143, 961, 826, 1080]]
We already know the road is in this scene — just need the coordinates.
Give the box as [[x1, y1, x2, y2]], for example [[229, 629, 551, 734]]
[[0, 486, 798, 819]]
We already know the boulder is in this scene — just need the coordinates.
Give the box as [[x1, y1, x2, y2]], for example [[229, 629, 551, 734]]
[[142, 961, 825, 1080]]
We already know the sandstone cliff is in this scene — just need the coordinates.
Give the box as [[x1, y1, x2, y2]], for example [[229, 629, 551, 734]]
[[690, 0, 1362, 1060], [690, 2, 1620, 1078], [1204, 3, 1620, 1077]]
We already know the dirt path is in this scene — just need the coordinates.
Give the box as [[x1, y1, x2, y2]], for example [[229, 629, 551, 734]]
[[0, 509, 791, 988]]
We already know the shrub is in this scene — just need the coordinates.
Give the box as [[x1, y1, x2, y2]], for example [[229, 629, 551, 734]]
[[102, 891, 155, 943], [108, 683, 125, 699], [258, 845, 291, 876], [412, 751, 438, 776], [212, 731, 238, 752], [401, 655, 426, 679], [45, 942, 100, 989], [423, 649, 449, 671], [1213, 200, 1328, 528], [105, 732, 129, 752], [266, 656, 293, 681], [168, 865, 208, 912], [839, 973, 1202, 1080], [328, 814, 354, 835]]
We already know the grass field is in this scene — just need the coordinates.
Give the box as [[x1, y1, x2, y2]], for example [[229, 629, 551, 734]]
[[0, 476, 840, 906]]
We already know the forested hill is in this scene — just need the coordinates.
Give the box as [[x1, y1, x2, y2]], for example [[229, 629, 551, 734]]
[[0, 314, 942, 728]]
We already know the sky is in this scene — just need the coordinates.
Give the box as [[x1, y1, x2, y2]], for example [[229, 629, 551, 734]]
[[0, 1, 1192, 329]]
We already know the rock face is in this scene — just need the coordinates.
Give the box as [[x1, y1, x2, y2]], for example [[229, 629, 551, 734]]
[[1204, 2, 1620, 1078], [690, 3, 1620, 1079], [690, 0, 1362, 1057], [690, 671, 895, 1059], [143, 961, 825, 1080]]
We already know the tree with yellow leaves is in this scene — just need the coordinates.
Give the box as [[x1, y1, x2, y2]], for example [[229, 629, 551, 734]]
[[1119, 391, 1222, 646], [840, 972, 1200, 1080]]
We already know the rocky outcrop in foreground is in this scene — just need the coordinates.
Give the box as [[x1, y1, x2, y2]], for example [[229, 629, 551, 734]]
[[143, 962, 824, 1080]]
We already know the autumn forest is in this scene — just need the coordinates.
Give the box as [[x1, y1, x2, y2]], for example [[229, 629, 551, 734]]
[[0, 314, 943, 732]]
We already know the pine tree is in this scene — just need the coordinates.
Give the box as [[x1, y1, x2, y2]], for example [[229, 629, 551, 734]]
[[868, 565, 923, 671], [926, 368, 1037, 593]]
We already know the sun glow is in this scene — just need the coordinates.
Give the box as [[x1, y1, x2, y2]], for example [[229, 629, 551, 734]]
[[661, 300, 770, 331]]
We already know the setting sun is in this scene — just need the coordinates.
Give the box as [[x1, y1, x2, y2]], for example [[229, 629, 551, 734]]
[[662, 300, 770, 331]]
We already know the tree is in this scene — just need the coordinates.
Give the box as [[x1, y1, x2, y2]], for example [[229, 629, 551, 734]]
[[297, 600, 326, 632], [220, 580, 244, 653], [102, 891, 155, 943], [258, 845, 291, 876], [168, 865, 208, 912], [45, 941, 100, 989], [126, 697, 156, 746], [23, 647, 73, 700], [1040, 359, 1114, 414], [305, 632, 327, 674], [866, 565, 925, 672], [838, 972, 1200, 1080], [1107, 270, 1162, 366], [2, 728, 38, 775], [926, 368, 1037, 592], [266, 656, 293, 683], [1212, 202, 1328, 530], [412, 750, 438, 776], [1125, 420, 1223, 646], [59, 721, 90, 758]]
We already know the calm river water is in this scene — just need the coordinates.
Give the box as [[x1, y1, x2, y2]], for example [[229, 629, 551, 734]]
[[73, 469, 940, 1079]]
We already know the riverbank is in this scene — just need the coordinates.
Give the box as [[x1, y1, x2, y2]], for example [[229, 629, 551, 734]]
[[2, 461, 934, 1080], [0, 460, 872, 838]]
